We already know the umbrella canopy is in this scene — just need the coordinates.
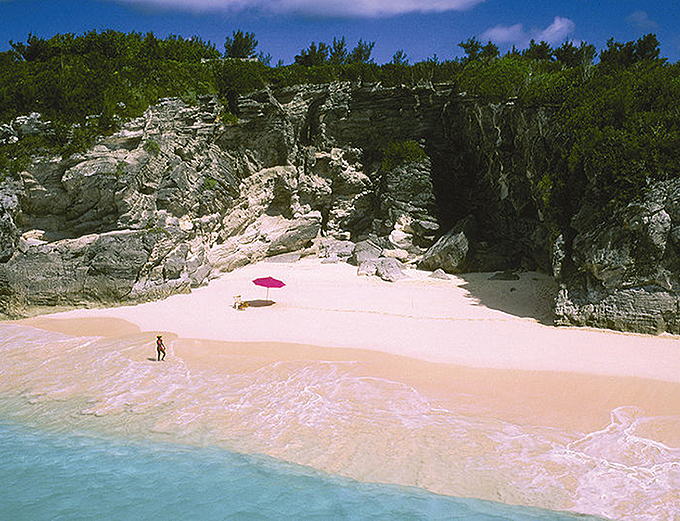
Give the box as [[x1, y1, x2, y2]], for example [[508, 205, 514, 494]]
[[252, 277, 285, 289], [252, 276, 285, 301]]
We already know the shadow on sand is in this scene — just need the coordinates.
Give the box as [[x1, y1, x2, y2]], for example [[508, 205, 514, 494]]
[[245, 299, 276, 308], [456, 272, 559, 326]]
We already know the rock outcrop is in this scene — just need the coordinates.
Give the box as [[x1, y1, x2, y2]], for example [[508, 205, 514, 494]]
[[0, 112, 53, 145], [420, 215, 476, 273], [1, 82, 678, 334], [554, 179, 680, 334], [0, 87, 449, 315]]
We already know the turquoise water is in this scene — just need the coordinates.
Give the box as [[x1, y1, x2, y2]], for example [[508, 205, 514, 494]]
[[0, 421, 593, 521]]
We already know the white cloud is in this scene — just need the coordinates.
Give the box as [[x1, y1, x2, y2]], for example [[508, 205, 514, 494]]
[[626, 10, 658, 30], [537, 16, 575, 43], [481, 16, 575, 47], [480, 23, 524, 44], [113, 0, 485, 17]]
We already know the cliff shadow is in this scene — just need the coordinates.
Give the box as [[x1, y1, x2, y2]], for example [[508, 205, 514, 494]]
[[456, 271, 558, 326]]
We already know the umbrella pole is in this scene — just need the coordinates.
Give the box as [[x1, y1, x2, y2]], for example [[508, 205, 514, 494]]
[[266, 287, 269, 301]]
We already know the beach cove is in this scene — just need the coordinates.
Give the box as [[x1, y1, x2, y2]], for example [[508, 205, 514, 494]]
[[3, 258, 680, 519]]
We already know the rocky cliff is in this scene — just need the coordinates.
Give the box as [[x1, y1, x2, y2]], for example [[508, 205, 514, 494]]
[[0, 82, 677, 334], [553, 179, 680, 333]]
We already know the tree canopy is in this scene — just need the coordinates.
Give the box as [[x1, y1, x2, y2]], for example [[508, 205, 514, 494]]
[[600, 33, 662, 68], [223, 30, 258, 59], [1, 28, 678, 222]]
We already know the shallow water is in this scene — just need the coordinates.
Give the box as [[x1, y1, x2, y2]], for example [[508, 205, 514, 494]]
[[0, 420, 593, 520], [1, 323, 678, 519]]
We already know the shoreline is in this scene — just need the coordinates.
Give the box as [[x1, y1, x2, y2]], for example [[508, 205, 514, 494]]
[[6, 258, 680, 519], [13, 315, 680, 437], [18, 257, 680, 381]]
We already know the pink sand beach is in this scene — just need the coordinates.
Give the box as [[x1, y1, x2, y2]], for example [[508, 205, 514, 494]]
[[6, 258, 680, 519]]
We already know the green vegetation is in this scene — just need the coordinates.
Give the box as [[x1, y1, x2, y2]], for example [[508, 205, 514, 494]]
[[203, 176, 218, 190], [2, 31, 220, 124], [114, 161, 126, 177], [0, 29, 678, 226], [143, 138, 161, 155], [382, 140, 428, 172], [553, 59, 680, 222], [0, 30, 219, 173], [224, 30, 258, 59], [144, 222, 171, 237]]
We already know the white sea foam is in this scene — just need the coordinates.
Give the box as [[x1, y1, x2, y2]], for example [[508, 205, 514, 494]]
[[1, 323, 678, 519]]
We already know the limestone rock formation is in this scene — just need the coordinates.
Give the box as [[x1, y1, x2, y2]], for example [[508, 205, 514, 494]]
[[554, 179, 680, 334], [350, 238, 382, 266], [1, 82, 678, 333], [0, 183, 20, 262], [420, 216, 476, 273], [429, 268, 450, 280], [374, 158, 439, 257], [0, 113, 53, 145], [374, 257, 407, 282], [317, 237, 355, 263]]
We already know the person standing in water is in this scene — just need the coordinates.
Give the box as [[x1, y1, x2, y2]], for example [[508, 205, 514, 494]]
[[156, 335, 166, 361]]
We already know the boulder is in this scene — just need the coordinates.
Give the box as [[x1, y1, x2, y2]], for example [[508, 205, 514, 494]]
[[411, 219, 440, 247], [349, 238, 382, 266], [317, 237, 355, 263], [382, 248, 409, 261], [356, 259, 378, 277], [375, 257, 407, 282], [356, 257, 406, 282], [388, 227, 413, 250], [429, 268, 450, 280], [420, 216, 476, 274], [267, 212, 322, 255]]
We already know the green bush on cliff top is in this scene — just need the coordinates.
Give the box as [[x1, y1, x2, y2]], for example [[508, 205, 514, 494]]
[[1, 30, 679, 222]]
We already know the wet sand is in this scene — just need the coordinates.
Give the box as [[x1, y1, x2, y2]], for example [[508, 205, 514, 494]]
[[9, 258, 680, 519]]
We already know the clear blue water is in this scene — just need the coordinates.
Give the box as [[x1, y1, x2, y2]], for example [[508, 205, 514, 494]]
[[0, 421, 597, 521]]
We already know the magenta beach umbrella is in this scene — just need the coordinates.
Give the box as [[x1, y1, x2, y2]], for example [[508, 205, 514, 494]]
[[252, 276, 285, 301]]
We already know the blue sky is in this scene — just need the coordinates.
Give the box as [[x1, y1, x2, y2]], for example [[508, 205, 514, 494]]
[[1, 0, 678, 64]]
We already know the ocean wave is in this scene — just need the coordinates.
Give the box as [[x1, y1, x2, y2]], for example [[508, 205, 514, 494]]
[[0, 323, 678, 519]]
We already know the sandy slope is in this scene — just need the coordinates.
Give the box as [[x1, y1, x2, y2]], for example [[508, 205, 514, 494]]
[[24, 257, 680, 381]]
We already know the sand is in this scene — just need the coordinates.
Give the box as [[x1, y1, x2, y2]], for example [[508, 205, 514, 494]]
[[23, 258, 680, 378], [9, 257, 680, 519]]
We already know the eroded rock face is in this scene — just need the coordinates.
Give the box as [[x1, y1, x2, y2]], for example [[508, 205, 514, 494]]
[[3, 86, 549, 304], [375, 158, 440, 260], [2, 84, 679, 333], [317, 237, 355, 263], [0, 87, 586, 317], [554, 179, 680, 334], [0, 183, 20, 263], [0, 113, 53, 144]]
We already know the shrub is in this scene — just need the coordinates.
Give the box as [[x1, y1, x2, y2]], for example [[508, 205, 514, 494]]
[[143, 139, 161, 155], [381, 140, 428, 171]]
